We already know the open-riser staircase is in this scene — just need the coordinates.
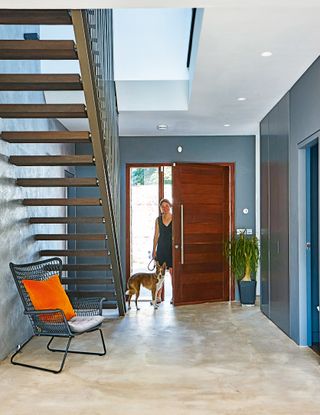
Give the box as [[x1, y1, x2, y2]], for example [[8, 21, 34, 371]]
[[0, 9, 126, 315]]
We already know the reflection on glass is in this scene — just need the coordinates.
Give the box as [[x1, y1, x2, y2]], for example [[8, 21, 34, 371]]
[[164, 166, 172, 203]]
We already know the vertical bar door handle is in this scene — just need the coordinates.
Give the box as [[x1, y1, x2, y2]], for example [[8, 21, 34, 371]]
[[181, 204, 184, 264]]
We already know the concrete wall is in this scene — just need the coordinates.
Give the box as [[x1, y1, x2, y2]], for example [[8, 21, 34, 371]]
[[74, 144, 110, 281], [0, 25, 73, 359], [119, 135, 256, 286]]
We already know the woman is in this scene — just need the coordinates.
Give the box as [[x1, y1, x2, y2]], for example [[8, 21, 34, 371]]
[[152, 198, 173, 303]]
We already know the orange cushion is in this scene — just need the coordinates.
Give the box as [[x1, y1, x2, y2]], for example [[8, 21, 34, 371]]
[[22, 274, 76, 320]]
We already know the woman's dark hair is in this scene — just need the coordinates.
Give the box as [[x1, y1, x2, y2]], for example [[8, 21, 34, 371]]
[[159, 198, 172, 207]]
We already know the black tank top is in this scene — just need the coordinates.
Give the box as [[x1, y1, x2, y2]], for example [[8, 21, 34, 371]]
[[156, 215, 172, 268]]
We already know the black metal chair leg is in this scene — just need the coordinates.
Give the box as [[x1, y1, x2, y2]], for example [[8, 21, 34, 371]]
[[47, 328, 107, 356], [99, 328, 107, 356], [56, 337, 72, 374], [10, 336, 34, 363], [11, 335, 72, 374], [46, 336, 56, 352]]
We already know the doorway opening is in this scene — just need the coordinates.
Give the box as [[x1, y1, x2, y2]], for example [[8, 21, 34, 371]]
[[126, 162, 235, 306], [306, 142, 319, 352], [126, 164, 172, 301]]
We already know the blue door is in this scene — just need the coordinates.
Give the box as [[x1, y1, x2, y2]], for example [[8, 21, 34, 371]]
[[306, 143, 319, 349]]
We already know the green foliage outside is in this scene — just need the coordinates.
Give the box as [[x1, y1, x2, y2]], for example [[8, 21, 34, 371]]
[[132, 167, 172, 186], [131, 168, 146, 186]]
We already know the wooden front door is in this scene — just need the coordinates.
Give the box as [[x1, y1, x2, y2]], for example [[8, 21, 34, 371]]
[[172, 163, 234, 305]]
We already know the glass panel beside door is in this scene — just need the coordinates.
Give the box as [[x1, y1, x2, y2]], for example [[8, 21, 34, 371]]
[[127, 165, 172, 301], [130, 167, 159, 277]]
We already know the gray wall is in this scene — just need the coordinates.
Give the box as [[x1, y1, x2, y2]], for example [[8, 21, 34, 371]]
[[119, 135, 256, 283], [0, 25, 73, 359], [260, 56, 320, 345], [260, 94, 290, 336]]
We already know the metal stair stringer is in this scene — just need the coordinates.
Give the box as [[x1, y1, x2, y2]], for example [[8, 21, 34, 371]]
[[71, 10, 126, 316]]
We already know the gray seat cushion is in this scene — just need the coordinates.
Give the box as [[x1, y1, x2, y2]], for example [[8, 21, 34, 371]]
[[68, 315, 105, 333]]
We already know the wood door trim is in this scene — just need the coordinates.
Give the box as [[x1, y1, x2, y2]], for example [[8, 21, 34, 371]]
[[229, 163, 235, 300], [125, 163, 172, 283], [125, 165, 131, 283], [126, 163, 172, 168]]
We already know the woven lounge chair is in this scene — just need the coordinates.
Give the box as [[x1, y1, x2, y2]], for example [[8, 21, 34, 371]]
[[9, 257, 106, 374]]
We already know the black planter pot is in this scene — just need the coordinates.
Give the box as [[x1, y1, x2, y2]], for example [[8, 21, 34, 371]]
[[238, 280, 257, 305]]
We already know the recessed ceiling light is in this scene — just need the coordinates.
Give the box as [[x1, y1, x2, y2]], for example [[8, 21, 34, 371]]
[[261, 51, 272, 57], [157, 124, 168, 130], [237, 97, 246, 101], [224, 124, 231, 127]]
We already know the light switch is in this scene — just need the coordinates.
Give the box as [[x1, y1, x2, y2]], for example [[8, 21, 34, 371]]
[[236, 229, 246, 235]]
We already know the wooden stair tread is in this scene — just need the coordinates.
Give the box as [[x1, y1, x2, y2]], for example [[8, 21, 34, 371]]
[[29, 217, 105, 224], [40, 249, 110, 257], [0, 74, 82, 91], [10, 155, 94, 166], [35, 234, 106, 240], [17, 178, 98, 187], [62, 264, 111, 272], [0, 104, 87, 118], [66, 291, 116, 299], [67, 288, 115, 293], [0, 40, 77, 60], [102, 302, 118, 309], [61, 277, 113, 285], [23, 198, 101, 206], [1, 131, 91, 143], [0, 10, 72, 25]]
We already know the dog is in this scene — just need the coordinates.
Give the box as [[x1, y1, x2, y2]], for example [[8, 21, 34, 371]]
[[126, 261, 166, 310]]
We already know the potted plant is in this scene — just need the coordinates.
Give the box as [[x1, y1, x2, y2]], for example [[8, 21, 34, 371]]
[[225, 232, 260, 305]]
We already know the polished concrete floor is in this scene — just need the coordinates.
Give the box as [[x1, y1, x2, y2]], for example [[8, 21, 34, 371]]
[[1, 300, 320, 415]]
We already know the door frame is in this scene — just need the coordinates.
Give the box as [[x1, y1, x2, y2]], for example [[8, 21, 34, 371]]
[[125, 162, 235, 300], [125, 163, 172, 283], [172, 162, 235, 304], [297, 132, 320, 345], [305, 142, 319, 348]]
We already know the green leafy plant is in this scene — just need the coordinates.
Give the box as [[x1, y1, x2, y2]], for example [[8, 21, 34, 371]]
[[225, 232, 260, 281]]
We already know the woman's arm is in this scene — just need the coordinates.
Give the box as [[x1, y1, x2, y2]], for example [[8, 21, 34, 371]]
[[152, 218, 160, 258]]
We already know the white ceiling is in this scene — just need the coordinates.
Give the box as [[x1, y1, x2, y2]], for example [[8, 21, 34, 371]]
[[24, 0, 320, 136], [117, 1, 320, 136]]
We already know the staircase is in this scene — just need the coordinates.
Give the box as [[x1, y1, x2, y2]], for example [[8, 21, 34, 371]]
[[0, 10, 126, 315]]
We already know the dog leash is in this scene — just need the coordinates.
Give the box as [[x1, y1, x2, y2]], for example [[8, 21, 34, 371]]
[[147, 258, 156, 271]]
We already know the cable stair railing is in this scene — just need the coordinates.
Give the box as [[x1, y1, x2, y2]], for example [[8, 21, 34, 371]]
[[0, 9, 126, 315]]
